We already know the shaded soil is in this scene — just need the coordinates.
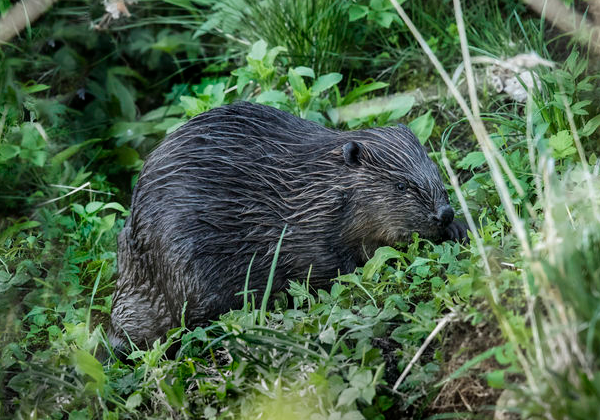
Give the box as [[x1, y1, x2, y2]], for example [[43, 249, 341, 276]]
[[425, 320, 507, 419]]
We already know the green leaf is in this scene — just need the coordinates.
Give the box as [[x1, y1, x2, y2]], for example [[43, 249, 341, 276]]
[[21, 123, 45, 150], [457, 151, 486, 170], [51, 138, 102, 166], [293, 66, 315, 78], [159, 379, 186, 409], [350, 369, 373, 389], [571, 100, 591, 116], [342, 411, 366, 420], [337, 387, 360, 407], [0, 144, 20, 161], [388, 95, 415, 119], [580, 114, 600, 137], [362, 246, 403, 281], [549, 130, 576, 159], [85, 202, 105, 214], [373, 11, 395, 28], [0, 220, 40, 243], [264, 46, 287, 67], [126, 393, 142, 410], [342, 81, 388, 105], [360, 385, 376, 405], [106, 73, 136, 120], [319, 326, 336, 344], [72, 349, 106, 392], [348, 4, 369, 21], [29, 150, 47, 167], [248, 40, 268, 61], [72, 203, 85, 216], [256, 90, 289, 106], [338, 94, 414, 122], [99, 213, 116, 233], [21, 83, 50, 94], [486, 370, 506, 388], [100, 202, 127, 214], [288, 68, 308, 95], [114, 146, 141, 168], [311, 73, 343, 95], [407, 110, 435, 144], [232, 67, 253, 93], [109, 66, 147, 84], [108, 122, 156, 141], [179, 95, 206, 117]]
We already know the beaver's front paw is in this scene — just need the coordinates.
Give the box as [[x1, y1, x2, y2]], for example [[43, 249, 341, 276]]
[[443, 220, 470, 243]]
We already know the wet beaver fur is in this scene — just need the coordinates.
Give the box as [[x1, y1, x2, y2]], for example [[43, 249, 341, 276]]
[[109, 102, 468, 354]]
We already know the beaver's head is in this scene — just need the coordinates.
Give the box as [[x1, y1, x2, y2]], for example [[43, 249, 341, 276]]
[[339, 124, 459, 252]]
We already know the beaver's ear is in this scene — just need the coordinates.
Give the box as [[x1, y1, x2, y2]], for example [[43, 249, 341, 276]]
[[342, 141, 363, 166]]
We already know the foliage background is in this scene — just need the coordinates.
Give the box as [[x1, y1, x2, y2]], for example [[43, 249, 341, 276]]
[[1, 0, 600, 418]]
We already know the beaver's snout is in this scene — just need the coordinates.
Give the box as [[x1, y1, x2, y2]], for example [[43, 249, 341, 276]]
[[431, 205, 454, 228]]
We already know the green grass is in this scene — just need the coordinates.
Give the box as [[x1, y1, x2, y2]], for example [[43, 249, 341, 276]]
[[1, 0, 600, 418]]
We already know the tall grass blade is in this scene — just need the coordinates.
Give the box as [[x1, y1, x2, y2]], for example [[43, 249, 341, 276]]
[[259, 224, 286, 327]]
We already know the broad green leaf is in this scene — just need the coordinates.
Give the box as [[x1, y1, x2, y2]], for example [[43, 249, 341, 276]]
[[549, 130, 576, 159], [21, 83, 50, 94], [248, 40, 268, 61], [72, 203, 85, 216], [51, 138, 102, 166], [256, 90, 289, 105], [348, 4, 368, 21], [108, 122, 155, 140], [126, 393, 142, 410], [457, 151, 486, 170], [0, 144, 20, 161], [294, 66, 315, 78], [159, 379, 186, 409], [373, 11, 395, 28], [580, 114, 600, 137], [319, 326, 336, 344], [99, 213, 116, 233], [264, 45, 287, 67], [29, 150, 47, 167], [85, 202, 104, 214], [388, 95, 415, 119], [109, 66, 147, 83], [232, 67, 253, 93], [72, 349, 106, 392], [361, 385, 376, 405], [114, 146, 140, 168], [571, 100, 591, 116], [341, 411, 365, 420], [179, 95, 206, 117], [350, 369, 373, 389], [288, 68, 308, 95], [337, 387, 360, 407], [106, 73, 136, 120], [0, 220, 40, 243], [21, 123, 45, 150], [102, 202, 127, 213], [342, 81, 388, 105], [407, 110, 435, 144], [362, 246, 403, 280], [486, 370, 506, 388], [311, 73, 343, 94]]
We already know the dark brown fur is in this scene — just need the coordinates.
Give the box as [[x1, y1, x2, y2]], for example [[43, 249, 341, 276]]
[[109, 102, 467, 354]]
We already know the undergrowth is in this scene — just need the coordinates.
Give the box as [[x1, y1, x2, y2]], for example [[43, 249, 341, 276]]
[[1, 0, 600, 419]]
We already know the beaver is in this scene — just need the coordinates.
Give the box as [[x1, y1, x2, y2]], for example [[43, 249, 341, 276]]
[[108, 102, 468, 354]]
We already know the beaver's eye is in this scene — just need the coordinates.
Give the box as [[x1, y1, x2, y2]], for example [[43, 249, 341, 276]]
[[396, 182, 407, 193]]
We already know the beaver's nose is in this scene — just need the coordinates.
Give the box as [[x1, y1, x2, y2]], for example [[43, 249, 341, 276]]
[[433, 205, 454, 228]]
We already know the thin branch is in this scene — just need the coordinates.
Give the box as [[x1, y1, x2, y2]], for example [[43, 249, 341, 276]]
[[393, 312, 455, 391]]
